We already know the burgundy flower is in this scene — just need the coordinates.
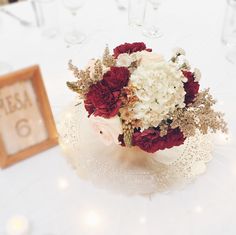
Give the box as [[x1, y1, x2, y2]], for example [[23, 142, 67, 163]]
[[113, 42, 152, 58], [118, 134, 125, 146], [182, 71, 200, 105], [103, 67, 130, 91], [131, 128, 185, 153], [84, 81, 121, 118]]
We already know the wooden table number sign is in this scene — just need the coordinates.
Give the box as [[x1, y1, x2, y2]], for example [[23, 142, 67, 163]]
[[0, 65, 58, 168]]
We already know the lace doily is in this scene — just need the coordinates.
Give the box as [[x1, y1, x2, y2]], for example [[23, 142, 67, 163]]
[[58, 102, 213, 196]]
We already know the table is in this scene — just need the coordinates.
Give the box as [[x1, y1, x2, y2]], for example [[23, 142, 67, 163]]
[[0, 0, 236, 234]]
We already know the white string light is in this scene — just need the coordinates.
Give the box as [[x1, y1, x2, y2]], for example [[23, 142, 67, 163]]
[[194, 206, 203, 214], [6, 215, 30, 235], [65, 112, 72, 119], [84, 210, 101, 227], [57, 177, 69, 191], [139, 216, 147, 224]]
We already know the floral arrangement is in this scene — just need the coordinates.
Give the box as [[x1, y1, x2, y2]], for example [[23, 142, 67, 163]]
[[67, 42, 227, 153]]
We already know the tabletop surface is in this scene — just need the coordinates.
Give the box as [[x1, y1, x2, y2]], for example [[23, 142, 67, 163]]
[[0, 0, 236, 234]]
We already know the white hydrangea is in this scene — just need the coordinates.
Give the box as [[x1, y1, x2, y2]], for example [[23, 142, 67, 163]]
[[129, 54, 186, 129]]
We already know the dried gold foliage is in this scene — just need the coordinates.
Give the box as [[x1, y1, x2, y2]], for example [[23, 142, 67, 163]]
[[120, 107, 141, 128], [119, 85, 140, 146], [122, 121, 134, 147], [102, 46, 116, 67], [120, 85, 139, 107], [67, 59, 103, 98], [120, 107, 134, 121], [93, 59, 103, 81], [169, 89, 228, 137], [119, 85, 141, 134], [67, 81, 81, 94], [120, 86, 141, 147], [158, 122, 169, 137]]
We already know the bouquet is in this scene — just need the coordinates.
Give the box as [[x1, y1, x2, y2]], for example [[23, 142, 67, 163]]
[[66, 42, 227, 154]]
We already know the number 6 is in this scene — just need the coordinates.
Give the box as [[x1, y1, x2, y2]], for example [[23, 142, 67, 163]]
[[15, 119, 31, 138]]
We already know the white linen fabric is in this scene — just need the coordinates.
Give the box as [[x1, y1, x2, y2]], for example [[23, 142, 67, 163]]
[[0, 0, 236, 234]]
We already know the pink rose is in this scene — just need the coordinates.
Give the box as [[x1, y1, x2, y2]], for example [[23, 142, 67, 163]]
[[89, 115, 122, 146]]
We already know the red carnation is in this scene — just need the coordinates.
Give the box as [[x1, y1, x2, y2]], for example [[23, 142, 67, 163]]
[[113, 42, 152, 58], [84, 81, 121, 118], [103, 67, 130, 91], [131, 128, 185, 153], [182, 71, 200, 105]]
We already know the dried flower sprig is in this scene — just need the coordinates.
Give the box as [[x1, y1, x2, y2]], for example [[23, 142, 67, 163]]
[[67, 46, 116, 98], [122, 121, 134, 147], [93, 59, 103, 81], [119, 85, 141, 146], [120, 85, 139, 107], [67, 59, 103, 98], [170, 89, 228, 137], [102, 46, 116, 67]]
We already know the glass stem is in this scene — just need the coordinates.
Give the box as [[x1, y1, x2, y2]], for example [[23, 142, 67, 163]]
[[71, 11, 77, 32], [153, 5, 159, 11], [153, 5, 159, 24]]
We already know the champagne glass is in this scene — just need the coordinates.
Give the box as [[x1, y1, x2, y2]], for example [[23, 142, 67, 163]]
[[32, 0, 59, 38], [115, 0, 128, 11], [128, 0, 147, 27], [149, 0, 161, 9], [222, 0, 236, 64], [0, 17, 12, 75], [143, 0, 162, 38], [62, 0, 86, 45]]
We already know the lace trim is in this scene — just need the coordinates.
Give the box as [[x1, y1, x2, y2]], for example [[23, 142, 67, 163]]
[[58, 102, 213, 195]]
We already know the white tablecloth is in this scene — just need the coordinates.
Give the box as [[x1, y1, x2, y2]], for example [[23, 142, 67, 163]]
[[0, 0, 236, 234]]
